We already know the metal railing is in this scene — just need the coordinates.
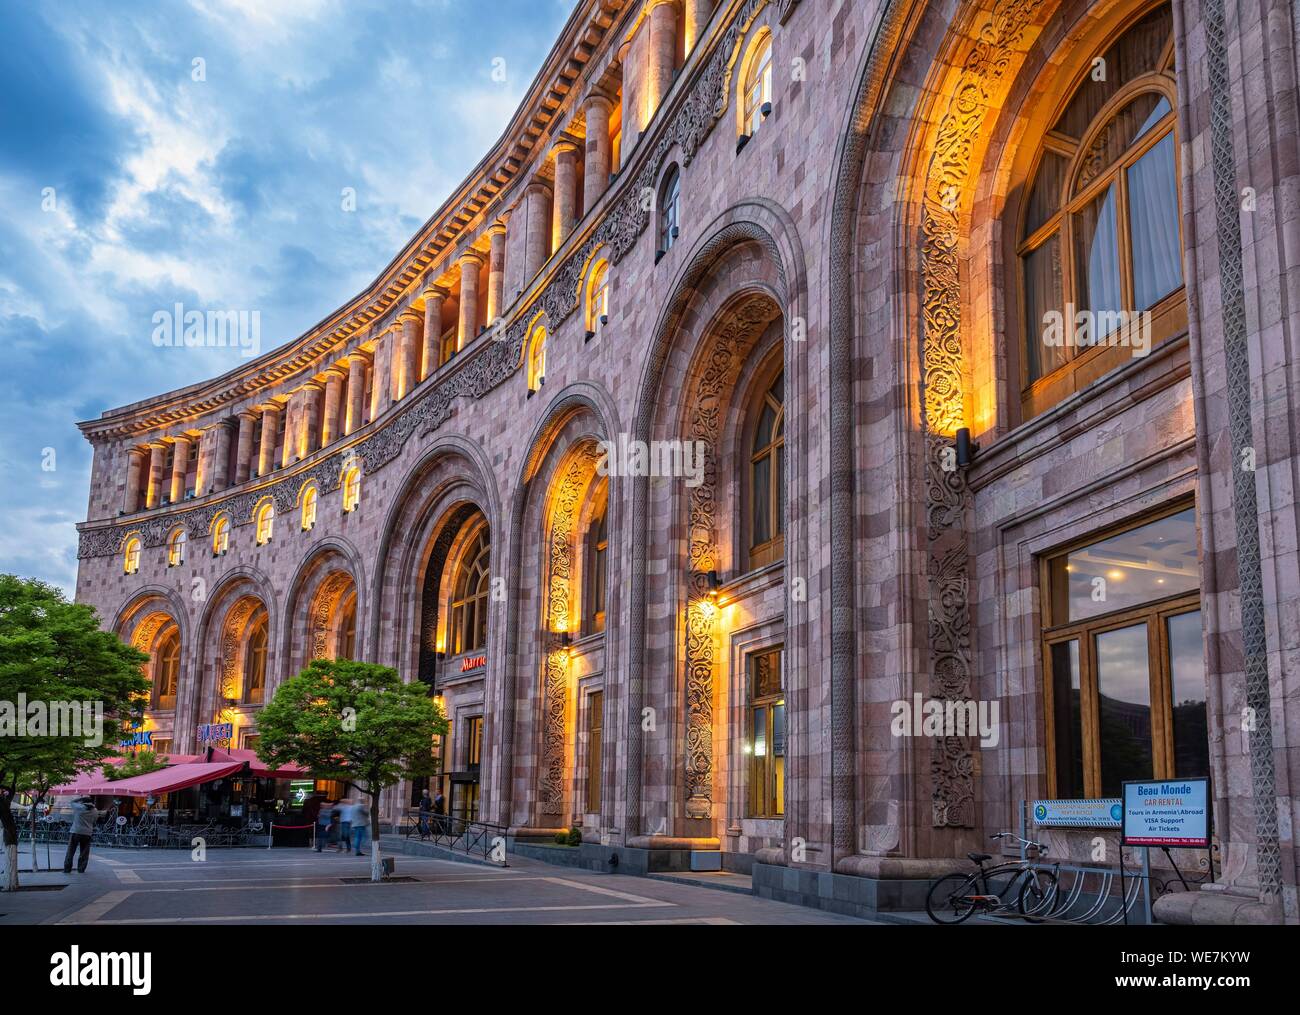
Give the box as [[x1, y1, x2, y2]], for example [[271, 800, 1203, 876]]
[[403, 808, 506, 865]]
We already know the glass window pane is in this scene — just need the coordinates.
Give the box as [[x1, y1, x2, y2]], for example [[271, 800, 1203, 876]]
[[1095, 623, 1153, 796], [1127, 132, 1183, 309], [752, 706, 767, 758], [752, 455, 771, 544], [775, 443, 785, 537], [1050, 640, 1085, 798], [1075, 93, 1167, 191], [1026, 151, 1067, 236], [1167, 610, 1209, 779], [1057, 507, 1198, 622], [1023, 234, 1066, 381], [1073, 184, 1123, 336], [773, 702, 785, 817]]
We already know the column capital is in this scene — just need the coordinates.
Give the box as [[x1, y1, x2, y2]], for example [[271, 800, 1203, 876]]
[[583, 90, 616, 114], [525, 178, 553, 198], [347, 348, 373, 367], [321, 365, 348, 382], [457, 248, 487, 268], [550, 138, 581, 159], [486, 221, 507, 238], [421, 280, 451, 300], [127, 445, 150, 460], [298, 379, 325, 394], [238, 408, 260, 423], [399, 307, 423, 325]]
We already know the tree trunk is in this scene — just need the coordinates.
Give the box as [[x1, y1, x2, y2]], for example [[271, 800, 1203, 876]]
[[0, 797, 18, 892], [370, 789, 383, 882]]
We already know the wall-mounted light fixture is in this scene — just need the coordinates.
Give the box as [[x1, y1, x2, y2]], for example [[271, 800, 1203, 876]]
[[955, 427, 980, 468]]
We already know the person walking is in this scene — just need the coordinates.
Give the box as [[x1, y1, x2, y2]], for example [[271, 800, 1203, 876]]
[[352, 799, 370, 856], [432, 788, 447, 836], [63, 796, 103, 873], [335, 798, 353, 853], [314, 798, 334, 852], [417, 789, 433, 839]]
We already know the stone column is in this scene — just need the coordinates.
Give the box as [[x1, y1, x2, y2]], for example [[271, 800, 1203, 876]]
[[124, 447, 146, 514], [421, 283, 449, 378], [551, 141, 580, 251], [345, 353, 369, 435], [523, 181, 552, 283], [169, 435, 190, 504], [397, 310, 422, 399], [235, 411, 257, 484], [209, 422, 232, 493], [619, 39, 638, 147], [301, 381, 323, 458], [281, 391, 300, 468], [646, 1, 678, 120], [485, 224, 507, 325], [685, 0, 712, 52], [583, 94, 614, 210], [321, 369, 345, 447], [371, 333, 393, 421], [146, 442, 167, 509], [257, 405, 280, 478], [456, 251, 485, 351]]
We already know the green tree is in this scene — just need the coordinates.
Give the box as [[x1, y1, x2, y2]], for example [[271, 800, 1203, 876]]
[[0, 575, 149, 890], [256, 659, 447, 882]]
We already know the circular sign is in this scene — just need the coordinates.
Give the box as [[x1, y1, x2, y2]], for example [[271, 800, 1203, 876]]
[[116, 815, 127, 827]]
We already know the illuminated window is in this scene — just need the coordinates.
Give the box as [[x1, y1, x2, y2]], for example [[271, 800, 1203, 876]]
[[585, 499, 608, 634], [658, 167, 681, 254], [450, 527, 490, 655], [746, 646, 784, 818], [440, 328, 457, 368], [587, 260, 610, 335], [167, 528, 186, 567], [749, 369, 785, 569], [254, 502, 274, 545], [1018, 4, 1182, 419], [337, 590, 357, 660], [212, 515, 230, 556], [586, 690, 603, 814], [526, 324, 547, 393], [301, 485, 318, 530], [153, 624, 180, 710], [123, 536, 142, 575], [740, 32, 773, 136], [1042, 506, 1205, 798], [243, 607, 269, 704], [342, 466, 361, 512]]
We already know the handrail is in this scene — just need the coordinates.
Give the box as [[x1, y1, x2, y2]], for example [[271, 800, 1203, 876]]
[[403, 808, 506, 866]]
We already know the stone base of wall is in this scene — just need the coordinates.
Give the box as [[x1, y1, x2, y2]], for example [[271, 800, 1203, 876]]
[[1152, 886, 1284, 925], [752, 862, 934, 917]]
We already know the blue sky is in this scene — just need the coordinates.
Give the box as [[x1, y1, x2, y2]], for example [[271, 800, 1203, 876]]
[[0, 0, 574, 595]]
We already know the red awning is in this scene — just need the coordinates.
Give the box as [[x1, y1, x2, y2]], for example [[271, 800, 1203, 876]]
[[52, 760, 244, 798], [205, 747, 310, 780]]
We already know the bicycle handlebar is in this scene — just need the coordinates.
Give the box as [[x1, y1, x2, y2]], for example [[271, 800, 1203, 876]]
[[990, 830, 1048, 854]]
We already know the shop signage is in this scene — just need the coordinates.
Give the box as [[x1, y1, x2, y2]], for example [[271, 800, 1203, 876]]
[[196, 722, 234, 745], [460, 654, 487, 672], [1031, 798, 1122, 828], [119, 730, 153, 749], [1121, 778, 1210, 848], [289, 780, 315, 806]]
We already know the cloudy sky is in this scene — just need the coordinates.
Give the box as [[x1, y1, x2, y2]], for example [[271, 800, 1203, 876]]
[[0, 0, 573, 596]]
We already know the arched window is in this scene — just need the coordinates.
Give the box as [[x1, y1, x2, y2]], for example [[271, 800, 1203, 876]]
[[658, 167, 681, 256], [342, 465, 362, 513], [212, 515, 230, 556], [255, 501, 275, 545], [123, 536, 142, 575], [167, 528, 186, 567], [337, 590, 357, 660], [586, 259, 610, 336], [450, 527, 490, 655], [585, 495, 609, 634], [527, 324, 547, 393], [1017, 3, 1180, 419], [243, 608, 269, 704], [153, 625, 180, 711], [748, 369, 785, 569], [740, 31, 773, 137], [301, 485, 318, 531]]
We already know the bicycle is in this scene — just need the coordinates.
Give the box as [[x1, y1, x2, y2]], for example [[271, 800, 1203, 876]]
[[925, 832, 1059, 924]]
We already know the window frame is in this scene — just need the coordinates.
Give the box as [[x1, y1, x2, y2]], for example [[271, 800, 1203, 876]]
[[739, 30, 773, 137], [301, 484, 318, 530], [745, 366, 785, 570], [123, 536, 142, 575], [167, 528, 187, 567], [254, 501, 274, 545], [586, 689, 603, 814], [584, 494, 609, 635], [449, 526, 491, 656], [243, 608, 269, 705], [745, 645, 785, 819], [212, 515, 230, 556], [153, 624, 180, 711], [658, 167, 681, 253], [342, 466, 361, 513]]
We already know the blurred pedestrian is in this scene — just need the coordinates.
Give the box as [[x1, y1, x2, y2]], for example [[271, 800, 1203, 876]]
[[352, 799, 370, 856], [314, 798, 334, 852], [335, 798, 353, 853], [63, 796, 103, 873]]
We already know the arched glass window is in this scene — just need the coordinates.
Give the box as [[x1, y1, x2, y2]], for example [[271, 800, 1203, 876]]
[[527, 325, 547, 393], [255, 502, 274, 545], [587, 260, 610, 335], [749, 369, 785, 568], [585, 500, 608, 634], [123, 536, 142, 575], [450, 527, 490, 655], [243, 608, 268, 704], [342, 466, 362, 513], [658, 167, 681, 254], [154, 625, 180, 710], [212, 515, 230, 556], [167, 528, 186, 567], [301, 485, 318, 530], [741, 32, 773, 136], [337, 590, 357, 660], [1018, 4, 1180, 418]]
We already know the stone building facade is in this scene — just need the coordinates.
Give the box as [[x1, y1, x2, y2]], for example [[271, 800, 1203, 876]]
[[75, 0, 1300, 923]]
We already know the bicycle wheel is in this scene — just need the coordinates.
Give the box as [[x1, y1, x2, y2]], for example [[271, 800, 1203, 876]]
[[926, 873, 980, 924], [1017, 867, 1058, 921]]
